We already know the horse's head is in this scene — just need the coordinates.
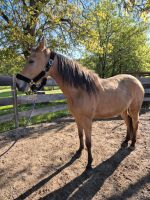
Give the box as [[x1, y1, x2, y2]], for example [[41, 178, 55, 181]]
[[16, 37, 53, 92]]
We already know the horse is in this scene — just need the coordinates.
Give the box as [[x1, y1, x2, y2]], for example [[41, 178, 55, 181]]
[[16, 37, 144, 170]]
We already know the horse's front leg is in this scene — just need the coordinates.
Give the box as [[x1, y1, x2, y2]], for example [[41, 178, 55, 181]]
[[76, 122, 84, 154], [86, 134, 93, 170], [83, 119, 93, 170]]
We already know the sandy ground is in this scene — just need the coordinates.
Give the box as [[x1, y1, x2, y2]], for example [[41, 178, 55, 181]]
[[0, 112, 150, 200]]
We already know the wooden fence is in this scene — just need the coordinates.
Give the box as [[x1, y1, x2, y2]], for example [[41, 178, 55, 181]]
[[0, 75, 67, 127], [0, 73, 150, 128]]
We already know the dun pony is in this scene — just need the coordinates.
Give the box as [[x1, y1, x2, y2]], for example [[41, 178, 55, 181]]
[[16, 38, 144, 170]]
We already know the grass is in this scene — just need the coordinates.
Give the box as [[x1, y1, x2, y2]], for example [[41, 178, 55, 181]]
[[0, 86, 25, 98], [0, 86, 11, 98], [0, 100, 66, 116], [0, 86, 61, 98], [0, 86, 10, 90], [0, 86, 69, 133], [45, 89, 62, 94], [0, 105, 13, 116], [0, 110, 69, 133]]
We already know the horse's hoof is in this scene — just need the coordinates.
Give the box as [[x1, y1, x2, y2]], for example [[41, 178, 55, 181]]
[[121, 141, 128, 148], [86, 165, 93, 171], [129, 145, 135, 151]]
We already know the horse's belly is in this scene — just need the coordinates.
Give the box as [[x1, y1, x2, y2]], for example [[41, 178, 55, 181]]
[[94, 101, 129, 119], [94, 111, 121, 119]]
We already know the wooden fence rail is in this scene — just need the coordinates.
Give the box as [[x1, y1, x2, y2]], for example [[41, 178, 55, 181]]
[[0, 75, 13, 86], [0, 94, 65, 106], [0, 73, 150, 127], [130, 71, 150, 77], [139, 77, 150, 102]]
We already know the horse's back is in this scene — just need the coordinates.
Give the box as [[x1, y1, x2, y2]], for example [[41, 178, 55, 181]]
[[100, 74, 144, 95]]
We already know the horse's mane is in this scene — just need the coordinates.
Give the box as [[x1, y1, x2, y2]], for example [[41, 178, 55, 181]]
[[56, 54, 99, 94]]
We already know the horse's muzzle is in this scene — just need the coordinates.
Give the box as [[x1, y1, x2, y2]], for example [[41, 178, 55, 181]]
[[16, 79, 28, 92]]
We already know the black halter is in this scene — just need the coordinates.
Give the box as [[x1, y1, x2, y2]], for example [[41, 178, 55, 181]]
[[16, 51, 56, 93]]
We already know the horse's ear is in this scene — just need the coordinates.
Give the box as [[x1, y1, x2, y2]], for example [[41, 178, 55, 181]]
[[37, 36, 47, 51]]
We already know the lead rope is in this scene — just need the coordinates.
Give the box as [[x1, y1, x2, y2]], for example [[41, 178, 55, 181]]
[[23, 94, 37, 128], [0, 94, 37, 158]]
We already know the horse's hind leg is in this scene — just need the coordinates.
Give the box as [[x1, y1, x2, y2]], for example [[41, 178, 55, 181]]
[[129, 112, 139, 150], [121, 110, 133, 148], [128, 96, 142, 150]]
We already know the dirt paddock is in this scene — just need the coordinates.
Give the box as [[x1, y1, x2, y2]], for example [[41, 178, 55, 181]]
[[0, 112, 150, 200]]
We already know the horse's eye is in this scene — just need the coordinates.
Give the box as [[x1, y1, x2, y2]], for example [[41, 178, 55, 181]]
[[29, 60, 34, 64]]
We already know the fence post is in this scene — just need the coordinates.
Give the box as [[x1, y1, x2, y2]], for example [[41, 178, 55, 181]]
[[11, 75, 19, 128]]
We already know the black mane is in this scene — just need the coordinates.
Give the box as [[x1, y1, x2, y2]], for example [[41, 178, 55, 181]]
[[56, 54, 98, 94]]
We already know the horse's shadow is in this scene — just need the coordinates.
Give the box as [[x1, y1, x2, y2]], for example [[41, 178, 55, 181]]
[[41, 148, 131, 200], [15, 147, 131, 200]]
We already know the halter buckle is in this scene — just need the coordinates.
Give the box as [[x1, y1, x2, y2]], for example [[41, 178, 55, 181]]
[[30, 80, 35, 86], [49, 59, 53, 65], [46, 59, 53, 71]]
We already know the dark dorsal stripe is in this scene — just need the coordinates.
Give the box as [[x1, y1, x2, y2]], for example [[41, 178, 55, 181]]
[[56, 54, 98, 94]]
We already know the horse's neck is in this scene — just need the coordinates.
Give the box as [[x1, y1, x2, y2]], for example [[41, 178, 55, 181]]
[[50, 68, 76, 98]]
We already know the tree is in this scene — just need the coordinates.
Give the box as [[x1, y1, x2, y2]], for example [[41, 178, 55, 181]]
[[0, 0, 150, 76], [0, 0, 85, 74], [115, 0, 150, 19], [80, 0, 150, 77], [0, 48, 24, 75]]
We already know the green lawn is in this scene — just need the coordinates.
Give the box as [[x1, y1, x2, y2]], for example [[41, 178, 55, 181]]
[[46, 89, 62, 94], [0, 86, 25, 98], [0, 86, 68, 133], [0, 110, 69, 133], [0, 87, 11, 98], [0, 86, 62, 98]]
